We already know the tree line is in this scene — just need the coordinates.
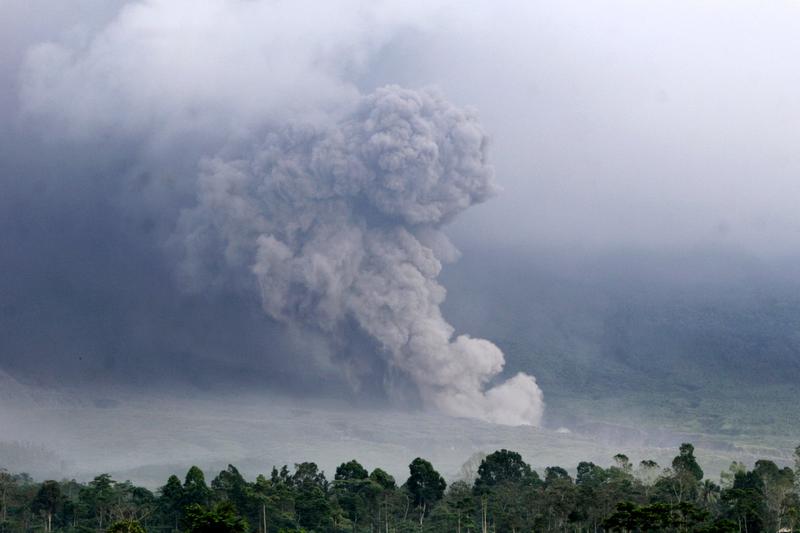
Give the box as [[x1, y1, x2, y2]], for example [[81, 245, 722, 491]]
[[1, 443, 800, 532]]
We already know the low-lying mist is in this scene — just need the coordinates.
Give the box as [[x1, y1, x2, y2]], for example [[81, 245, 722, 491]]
[[1, 377, 793, 490]]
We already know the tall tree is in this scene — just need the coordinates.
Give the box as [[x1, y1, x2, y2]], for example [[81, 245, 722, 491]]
[[31, 481, 62, 533], [333, 460, 371, 529], [159, 474, 185, 530], [292, 463, 331, 530], [183, 467, 212, 509], [672, 443, 704, 482], [724, 470, 766, 533], [406, 458, 446, 525], [658, 443, 704, 503], [335, 460, 368, 482], [474, 450, 538, 494], [211, 465, 252, 516], [369, 468, 397, 532], [753, 460, 794, 532], [80, 474, 116, 529]]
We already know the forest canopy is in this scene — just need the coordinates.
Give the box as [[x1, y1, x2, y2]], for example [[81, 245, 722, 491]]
[[1, 443, 799, 532]]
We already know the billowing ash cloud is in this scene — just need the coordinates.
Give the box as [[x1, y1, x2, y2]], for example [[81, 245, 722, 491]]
[[3, 0, 543, 425], [176, 86, 543, 425]]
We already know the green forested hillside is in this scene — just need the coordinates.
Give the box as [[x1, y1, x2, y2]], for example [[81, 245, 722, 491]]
[[442, 247, 800, 440]]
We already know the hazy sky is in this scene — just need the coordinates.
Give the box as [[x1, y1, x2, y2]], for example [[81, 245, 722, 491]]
[[2, 0, 800, 400], [357, 0, 800, 254], [4, 0, 800, 254]]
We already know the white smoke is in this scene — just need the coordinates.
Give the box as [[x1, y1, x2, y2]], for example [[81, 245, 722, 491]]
[[177, 86, 544, 425]]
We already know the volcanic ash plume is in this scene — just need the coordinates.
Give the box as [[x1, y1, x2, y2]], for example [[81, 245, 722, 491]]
[[178, 86, 544, 426]]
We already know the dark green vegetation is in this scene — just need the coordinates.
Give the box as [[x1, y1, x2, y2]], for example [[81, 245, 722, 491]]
[[2, 444, 800, 532], [442, 247, 800, 442]]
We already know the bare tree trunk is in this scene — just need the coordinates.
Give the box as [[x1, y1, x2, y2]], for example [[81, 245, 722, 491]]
[[481, 497, 488, 533]]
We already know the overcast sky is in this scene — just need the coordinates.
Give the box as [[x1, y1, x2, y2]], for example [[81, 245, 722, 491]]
[[3, 0, 800, 255], [359, 0, 800, 254]]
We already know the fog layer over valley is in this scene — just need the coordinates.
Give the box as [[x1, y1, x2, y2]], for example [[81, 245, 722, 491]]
[[0, 381, 794, 489]]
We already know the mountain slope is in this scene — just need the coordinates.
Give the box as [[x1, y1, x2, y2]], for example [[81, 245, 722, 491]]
[[441, 246, 800, 439]]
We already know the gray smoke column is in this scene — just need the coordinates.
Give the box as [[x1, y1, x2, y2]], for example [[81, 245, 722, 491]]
[[177, 86, 544, 425]]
